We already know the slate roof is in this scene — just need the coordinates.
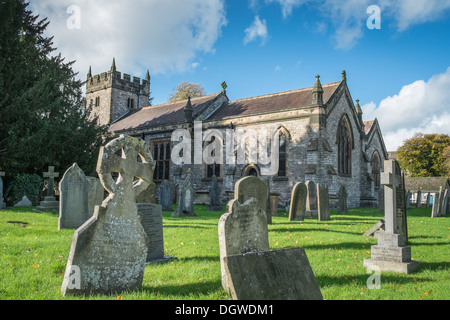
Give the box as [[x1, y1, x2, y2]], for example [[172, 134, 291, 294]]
[[404, 177, 450, 191], [208, 81, 341, 120]]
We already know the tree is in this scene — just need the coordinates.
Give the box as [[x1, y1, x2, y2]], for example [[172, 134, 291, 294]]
[[0, 0, 107, 177], [397, 133, 450, 177], [168, 81, 205, 103]]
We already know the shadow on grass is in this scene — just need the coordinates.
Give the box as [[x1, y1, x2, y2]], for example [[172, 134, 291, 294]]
[[141, 279, 224, 298]]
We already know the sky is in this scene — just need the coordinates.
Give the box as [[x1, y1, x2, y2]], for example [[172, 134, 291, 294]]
[[28, 0, 450, 151]]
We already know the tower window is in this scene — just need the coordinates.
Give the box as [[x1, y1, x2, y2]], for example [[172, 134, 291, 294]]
[[95, 97, 100, 107], [127, 98, 135, 109]]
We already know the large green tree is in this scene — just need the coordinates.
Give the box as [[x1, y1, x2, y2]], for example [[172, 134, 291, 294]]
[[397, 133, 450, 177], [168, 81, 205, 103], [0, 0, 107, 177]]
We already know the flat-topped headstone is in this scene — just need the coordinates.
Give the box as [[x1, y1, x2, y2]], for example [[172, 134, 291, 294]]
[[58, 163, 90, 230], [364, 159, 419, 274], [317, 183, 330, 221], [172, 169, 196, 217], [431, 192, 440, 218], [14, 195, 33, 207], [137, 203, 176, 264], [269, 193, 280, 217], [86, 177, 105, 217], [159, 180, 173, 211], [234, 176, 271, 224], [223, 247, 323, 300], [338, 185, 348, 214], [0, 171, 5, 209], [61, 134, 155, 296], [209, 175, 223, 211], [289, 182, 307, 221], [305, 181, 317, 218], [218, 198, 269, 293]]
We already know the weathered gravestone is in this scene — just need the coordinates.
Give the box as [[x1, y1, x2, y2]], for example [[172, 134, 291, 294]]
[[405, 190, 410, 209], [136, 181, 156, 204], [61, 135, 154, 296], [159, 180, 173, 211], [0, 171, 5, 209], [441, 189, 448, 216], [223, 247, 323, 300], [35, 166, 59, 212], [437, 187, 445, 217], [58, 163, 90, 230], [305, 180, 317, 218], [364, 219, 385, 238], [288, 182, 307, 221], [378, 187, 384, 212], [137, 203, 176, 264], [364, 159, 419, 274], [338, 185, 348, 214], [431, 192, 440, 218], [14, 195, 33, 207], [416, 190, 422, 207], [425, 192, 431, 208], [86, 177, 105, 217], [218, 198, 270, 294], [234, 176, 271, 224], [317, 183, 330, 221], [173, 168, 196, 217], [209, 175, 223, 211]]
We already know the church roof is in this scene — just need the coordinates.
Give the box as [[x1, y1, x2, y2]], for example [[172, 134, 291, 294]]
[[208, 81, 341, 120], [363, 120, 375, 135], [109, 94, 219, 132], [404, 176, 450, 192]]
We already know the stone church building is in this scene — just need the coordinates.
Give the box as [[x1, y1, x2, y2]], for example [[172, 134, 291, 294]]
[[86, 59, 387, 209]]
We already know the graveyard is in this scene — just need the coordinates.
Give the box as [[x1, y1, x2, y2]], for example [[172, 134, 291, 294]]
[[0, 204, 448, 300]]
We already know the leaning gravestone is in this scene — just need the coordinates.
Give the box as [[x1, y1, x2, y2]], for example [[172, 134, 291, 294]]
[[305, 180, 317, 218], [218, 198, 270, 293], [159, 180, 173, 211], [223, 247, 323, 300], [61, 135, 155, 296], [289, 182, 307, 221], [364, 219, 385, 238], [58, 163, 90, 230], [137, 203, 176, 264], [172, 169, 196, 217], [317, 183, 330, 221], [441, 189, 448, 217], [234, 176, 271, 224], [364, 159, 419, 274], [35, 166, 59, 212], [0, 171, 6, 209], [338, 185, 348, 214], [209, 175, 223, 211], [86, 177, 105, 217]]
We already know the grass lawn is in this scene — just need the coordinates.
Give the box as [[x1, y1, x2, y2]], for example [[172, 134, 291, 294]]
[[0, 205, 448, 300]]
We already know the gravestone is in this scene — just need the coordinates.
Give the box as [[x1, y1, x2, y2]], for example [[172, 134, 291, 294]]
[[218, 198, 270, 293], [61, 135, 155, 296], [209, 175, 223, 211], [441, 189, 448, 216], [86, 177, 105, 217], [437, 187, 445, 217], [364, 159, 419, 274], [137, 203, 176, 264], [416, 190, 422, 207], [35, 166, 59, 212], [14, 195, 33, 207], [288, 182, 307, 221], [425, 192, 431, 208], [378, 187, 384, 212], [269, 193, 280, 217], [0, 171, 5, 209], [305, 181, 317, 218], [159, 180, 173, 211], [405, 190, 410, 209], [317, 184, 330, 221], [364, 219, 385, 238], [235, 176, 271, 224], [223, 247, 323, 300], [136, 181, 156, 204], [338, 185, 348, 214], [173, 168, 196, 217], [58, 163, 90, 230], [431, 192, 440, 218]]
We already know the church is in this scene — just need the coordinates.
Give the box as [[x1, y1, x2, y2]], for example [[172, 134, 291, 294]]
[[86, 59, 387, 209]]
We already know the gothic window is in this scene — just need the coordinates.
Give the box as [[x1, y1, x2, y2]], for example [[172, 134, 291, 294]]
[[205, 135, 222, 178], [337, 116, 353, 176], [277, 132, 287, 177], [371, 151, 381, 188], [151, 139, 170, 181]]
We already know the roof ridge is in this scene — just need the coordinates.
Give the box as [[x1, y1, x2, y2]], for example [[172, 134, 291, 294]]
[[230, 81, 341, 103], [141, 93, 220, 110]]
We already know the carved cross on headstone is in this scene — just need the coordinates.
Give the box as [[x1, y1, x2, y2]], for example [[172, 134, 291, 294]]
[[43, 166, 59, 197], [381, 160, 400, 234]]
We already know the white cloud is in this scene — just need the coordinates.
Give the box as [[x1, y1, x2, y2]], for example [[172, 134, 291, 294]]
[[243, 15, 269, 45], [28, 0, 227, 78], [362, 67, 450, 151]]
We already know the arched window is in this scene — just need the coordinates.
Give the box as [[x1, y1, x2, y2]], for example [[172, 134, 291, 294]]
[[337, 116, 353, 176], [371, 151, 381, 188], [278, 132, 287, 177]]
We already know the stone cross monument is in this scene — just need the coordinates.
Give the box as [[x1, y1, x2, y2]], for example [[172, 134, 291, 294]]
[[35, 166, 60, 212]]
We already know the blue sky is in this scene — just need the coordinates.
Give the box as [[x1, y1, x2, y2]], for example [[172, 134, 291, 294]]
[[29, 0, 450, 151]]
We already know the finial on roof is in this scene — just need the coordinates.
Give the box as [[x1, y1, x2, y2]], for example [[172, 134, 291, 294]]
[[342, 70, 347, 81], [185, 96, 193, 123], [221, 81, 228, 94], [111, 58, 117, 73], [355, 99, 362, 114], [87, 66, 92, 79], [145, 69, 151, 82], [312, 74, 324, 106]]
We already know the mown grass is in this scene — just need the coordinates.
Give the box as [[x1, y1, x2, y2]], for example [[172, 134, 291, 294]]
[[0, 205, 448, 300]]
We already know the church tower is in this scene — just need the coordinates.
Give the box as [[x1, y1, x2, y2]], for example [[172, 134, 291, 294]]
[[86, 58, 151, 126]]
